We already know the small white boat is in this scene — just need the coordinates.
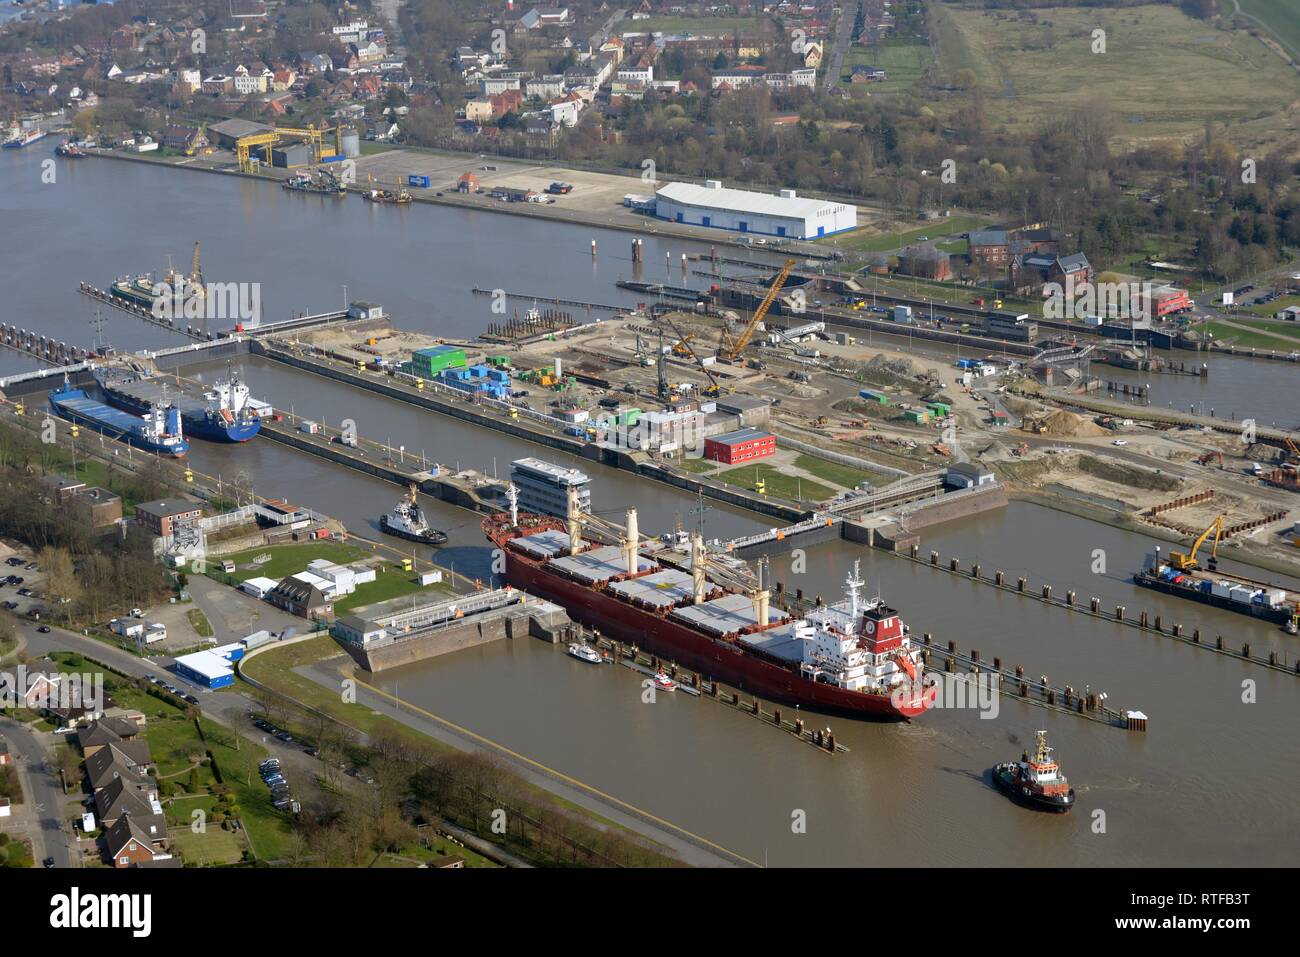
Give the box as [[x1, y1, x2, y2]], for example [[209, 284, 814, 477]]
[[653, 671, 677, 691], [567, 642, 603, 664]]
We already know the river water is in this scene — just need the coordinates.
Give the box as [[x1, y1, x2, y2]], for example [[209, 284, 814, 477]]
[[4, 150, 1299, 866]]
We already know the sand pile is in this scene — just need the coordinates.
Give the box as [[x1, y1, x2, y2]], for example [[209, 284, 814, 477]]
[[1041, 410, 1108, 437]]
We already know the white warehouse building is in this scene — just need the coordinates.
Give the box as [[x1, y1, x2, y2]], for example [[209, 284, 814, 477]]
[[653, 180, 857, 240]]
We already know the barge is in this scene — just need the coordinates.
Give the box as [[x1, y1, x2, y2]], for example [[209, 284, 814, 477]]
[[1133, 545, 1296, 627]]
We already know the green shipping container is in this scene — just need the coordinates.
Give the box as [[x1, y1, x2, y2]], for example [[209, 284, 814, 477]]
[[411, 347, 467, 377]]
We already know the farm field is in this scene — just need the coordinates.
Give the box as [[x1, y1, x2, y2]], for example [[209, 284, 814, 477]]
[[1236, 0, 1300, 58], [929, 4, 1299, 144]]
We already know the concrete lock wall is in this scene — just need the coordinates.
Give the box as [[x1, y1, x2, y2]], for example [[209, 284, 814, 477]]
[[346, 610, 532, 672]]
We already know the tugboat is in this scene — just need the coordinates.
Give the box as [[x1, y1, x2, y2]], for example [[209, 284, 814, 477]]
[[566, 642, 604, 664], [379, 485, 448, 545], [992, 730, 1076, 813]]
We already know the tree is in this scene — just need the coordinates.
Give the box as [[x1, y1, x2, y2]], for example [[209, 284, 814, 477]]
[[37, 546, 80, 616]]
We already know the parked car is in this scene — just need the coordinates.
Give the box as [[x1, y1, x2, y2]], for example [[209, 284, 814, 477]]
[[37, 625, 50, 633], [274, 731, 293, 742]]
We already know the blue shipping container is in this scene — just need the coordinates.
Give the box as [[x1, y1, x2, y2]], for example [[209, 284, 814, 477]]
[[408, 174, 430, 188]]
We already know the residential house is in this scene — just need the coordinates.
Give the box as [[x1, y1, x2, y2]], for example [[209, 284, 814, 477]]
[[78, 717, 143, 758], [85, 741, 153, 792], [270, 68, 296, 91], [849, 65, 886, 83], [353, 40, 387, 65], [94, 776, 165, 833], [265, 575, 334, 619], [1013, 251, 1093, 295], [104, 815, 171, 868], [465, 98, 495, 123], [160, 124, 207, 153], [299, 52, 333, 75]]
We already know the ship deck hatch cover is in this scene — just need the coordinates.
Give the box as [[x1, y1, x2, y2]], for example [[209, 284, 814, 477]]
[[550, 545, 657, 584], [670, 593, 760, 637]]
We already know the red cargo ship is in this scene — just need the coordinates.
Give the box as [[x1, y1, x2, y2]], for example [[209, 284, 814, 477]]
[[484, 509, 929, 721]]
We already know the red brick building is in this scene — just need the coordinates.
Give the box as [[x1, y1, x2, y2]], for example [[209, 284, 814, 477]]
[[704, 428, 777, 465], [134, 499, 203, 537]]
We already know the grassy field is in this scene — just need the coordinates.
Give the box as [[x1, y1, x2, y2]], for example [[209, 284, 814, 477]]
[[1199, 320, 1300, 349], [332, 564, 451, 616], [826, 213, 990, 252], [793, 453, 887, 489], [716, 463, 836, 502], [0, 836, 32, 868], [1238, 0, 1300, 57], [186, 608, 213, 637], [133, 693, 292, 861], [841, 38, 933, 93], [929, 4, 1299, 143], [219, 542, 370, 583], [167, 795, 246, 865], [674, 457, 720, 474]]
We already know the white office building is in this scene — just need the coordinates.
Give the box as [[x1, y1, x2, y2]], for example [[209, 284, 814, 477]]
[[511, 457, 592, 517], [654, 180, 857, 240]]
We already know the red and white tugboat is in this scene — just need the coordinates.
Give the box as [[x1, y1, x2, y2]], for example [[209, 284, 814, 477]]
[[993, 731, 1076, 813]]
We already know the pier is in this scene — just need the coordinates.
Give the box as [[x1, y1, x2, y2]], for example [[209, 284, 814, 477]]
[[898, 544, 1300, 676]]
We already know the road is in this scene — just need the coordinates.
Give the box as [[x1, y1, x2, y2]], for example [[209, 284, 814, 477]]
[[12, 613, 746, 866], [823, 0, 859, 92], [0, 715, 74, 868]]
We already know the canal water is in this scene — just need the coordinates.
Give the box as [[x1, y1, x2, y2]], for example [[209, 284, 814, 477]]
[[368, 502, 1300, 867], [5, 149, 1300, 866]]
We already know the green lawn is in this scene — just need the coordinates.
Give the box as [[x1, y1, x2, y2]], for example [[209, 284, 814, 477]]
[[186, 608, 214, 637], [332, 564, 450, 616], [0, 836, 33, 868], [826, 213, 991, 252], [137, 702, 292, 862], [218, 542, 370, 583], [793, 453, 886, 489], [166, 795, 246, 865], [1199, 320, 1300, 350], [675, 457, 720, 474], [376, 839, 498, 868], [716, 463, 836, 502]]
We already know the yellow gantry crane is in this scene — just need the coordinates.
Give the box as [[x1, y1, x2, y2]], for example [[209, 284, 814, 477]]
[[236, 124, 341, 173], [1169, 514, 1224, 572], [721, 258, 795, 360]]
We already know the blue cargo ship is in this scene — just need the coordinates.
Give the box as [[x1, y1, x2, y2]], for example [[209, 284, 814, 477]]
[[94, 368, 262, 443], [49, 382, 189, 457]]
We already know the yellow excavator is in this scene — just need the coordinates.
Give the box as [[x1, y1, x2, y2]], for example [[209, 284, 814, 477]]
[[1169, 514, 1224, 572]]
